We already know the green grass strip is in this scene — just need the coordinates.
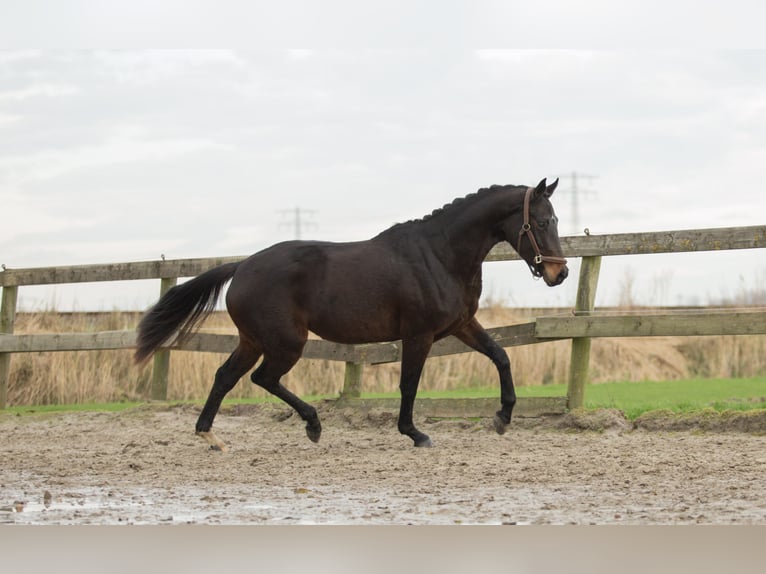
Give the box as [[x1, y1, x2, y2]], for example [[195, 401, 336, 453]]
[[3, 377, 764, 420], [360, 377, 766, 419], [3, 401, 144, 415]]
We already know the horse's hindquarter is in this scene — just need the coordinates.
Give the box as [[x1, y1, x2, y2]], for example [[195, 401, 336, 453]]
[[226, 241, 399, 343]]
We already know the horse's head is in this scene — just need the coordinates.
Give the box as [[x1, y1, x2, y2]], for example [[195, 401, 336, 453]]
[[502, 178, 569, 287]]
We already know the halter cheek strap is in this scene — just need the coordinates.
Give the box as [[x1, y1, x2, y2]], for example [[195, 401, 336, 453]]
[[517, 187, 568, 278]]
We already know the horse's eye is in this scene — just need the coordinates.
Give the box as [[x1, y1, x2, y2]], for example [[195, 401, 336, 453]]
[[536, 220, 548, 229]]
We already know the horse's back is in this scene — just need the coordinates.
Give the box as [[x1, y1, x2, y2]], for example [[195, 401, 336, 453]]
[[226, 239, 405, 343]]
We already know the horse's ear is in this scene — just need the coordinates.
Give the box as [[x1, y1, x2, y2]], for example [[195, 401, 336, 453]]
[[546, 177, 559, 197], [533, 178, 547, 199]]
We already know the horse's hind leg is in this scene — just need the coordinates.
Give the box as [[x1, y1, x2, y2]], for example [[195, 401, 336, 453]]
[[251, 354, 322, 443], [195, 340, 261, 451]]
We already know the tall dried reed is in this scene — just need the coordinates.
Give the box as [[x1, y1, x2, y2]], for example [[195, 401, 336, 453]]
[[5, 306, 766, 406]]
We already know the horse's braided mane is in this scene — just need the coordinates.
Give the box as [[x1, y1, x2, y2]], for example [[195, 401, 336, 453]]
[[382, 184, 512, 234]]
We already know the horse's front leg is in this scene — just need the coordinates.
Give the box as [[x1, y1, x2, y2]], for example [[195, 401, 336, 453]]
[[454, 317, 516, 435], [398, 334, 435, 447]]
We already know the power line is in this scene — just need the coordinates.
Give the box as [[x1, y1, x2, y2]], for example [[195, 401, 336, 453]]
[[278, 206, 317, 240]]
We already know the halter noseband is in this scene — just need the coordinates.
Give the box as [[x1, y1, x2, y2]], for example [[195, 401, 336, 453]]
[[517, 186, 568, 278]]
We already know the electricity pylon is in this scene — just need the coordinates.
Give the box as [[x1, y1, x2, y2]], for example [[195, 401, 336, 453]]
[[279, 207, 317, 240], [557, 171, 597, 235]]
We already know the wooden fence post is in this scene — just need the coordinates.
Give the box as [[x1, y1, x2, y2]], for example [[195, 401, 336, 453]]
[[150, 277, 177, 401], [567, 256, 602, 410], [0, 285, 19, 410], [340, 361, 364, 399]]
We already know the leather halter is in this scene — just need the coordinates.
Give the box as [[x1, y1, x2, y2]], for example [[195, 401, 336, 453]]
[[517, 186, 568, 278]]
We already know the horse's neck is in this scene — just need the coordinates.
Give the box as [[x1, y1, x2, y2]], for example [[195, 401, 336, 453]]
[[427, 187, 523, 275]]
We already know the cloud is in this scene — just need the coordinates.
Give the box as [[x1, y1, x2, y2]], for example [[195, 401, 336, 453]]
[[215, 225, 271, 252], [0, 190, 99, 244], [46, 238, 187, 263], [91, 49, 247, 85], [0, 113, 23, 126], [0, 83, 80, 102], [1, 49, 765, 309], [0, 50, 42, 64], [0, 127, 232, 189], [287, 49, 315, 61]]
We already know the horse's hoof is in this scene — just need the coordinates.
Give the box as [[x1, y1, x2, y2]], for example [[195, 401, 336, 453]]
[[196, 430, 229, 453], [306, 423, 322, 443], [415, 437, 434, 448], [493, 414, 509, 435]]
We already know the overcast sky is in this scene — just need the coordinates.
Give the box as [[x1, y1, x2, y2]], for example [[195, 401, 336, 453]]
[[2, 47, 765, 310]]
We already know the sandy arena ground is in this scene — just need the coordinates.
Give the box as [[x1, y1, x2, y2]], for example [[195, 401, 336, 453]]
[[1, 403, 765, 525]]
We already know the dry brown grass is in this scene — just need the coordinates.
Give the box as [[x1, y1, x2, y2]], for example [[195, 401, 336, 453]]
[[5, 307, 766, 406]]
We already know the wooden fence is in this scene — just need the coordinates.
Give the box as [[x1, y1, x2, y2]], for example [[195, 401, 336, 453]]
[[1, 224, 765, 414]]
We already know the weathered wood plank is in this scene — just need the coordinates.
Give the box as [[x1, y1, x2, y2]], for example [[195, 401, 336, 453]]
[[341, 362, 364, 398], [0, 322, 558, 356], [333, 396, 568, 418], [171, 332, 238, 354], [486, 225, 766, 261], [567, 256, 602, 409], [4, 311, 763, 356], [0, 330, 138, 352], [563, 225, 766, 257], [3, 225, 764, 287], [151, 277, 178, 401], [302, 340, 361, 362], [536, 311, 766, 338], [0, 330, 387, 361], [0, 256, 245, 287], [0, 285, 19, 409]]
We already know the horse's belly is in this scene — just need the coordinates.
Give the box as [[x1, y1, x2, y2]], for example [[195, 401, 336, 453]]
[[308, 307, 401, 345]]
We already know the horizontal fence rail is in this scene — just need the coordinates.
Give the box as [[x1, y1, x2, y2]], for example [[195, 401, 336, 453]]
[[0, 256, 244, 287], [0, 323, 547, 357], [535, 310, 766, 339], [5, 310, 764, 354], [3, 225, 764, 286], [1, 224, 765, 412], [488, 225, 765, 260]]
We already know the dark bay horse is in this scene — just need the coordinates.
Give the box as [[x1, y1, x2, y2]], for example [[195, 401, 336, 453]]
[[135, 178, 568, 450]]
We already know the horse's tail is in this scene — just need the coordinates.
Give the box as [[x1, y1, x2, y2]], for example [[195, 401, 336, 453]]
[[134, 261, 241, 364]]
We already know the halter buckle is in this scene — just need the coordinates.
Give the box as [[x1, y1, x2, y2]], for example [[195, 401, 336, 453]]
[[534, 254, 543, 265]]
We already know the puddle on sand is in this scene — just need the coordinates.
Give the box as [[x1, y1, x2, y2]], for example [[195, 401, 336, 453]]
[[1, 487, 297, 525], [6, 481, 735, 525], [1, 485, 522, 525], [1, 492, 149, 525]]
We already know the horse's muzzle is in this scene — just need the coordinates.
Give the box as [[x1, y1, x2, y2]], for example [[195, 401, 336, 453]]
[[543, 263, 568, 287]]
